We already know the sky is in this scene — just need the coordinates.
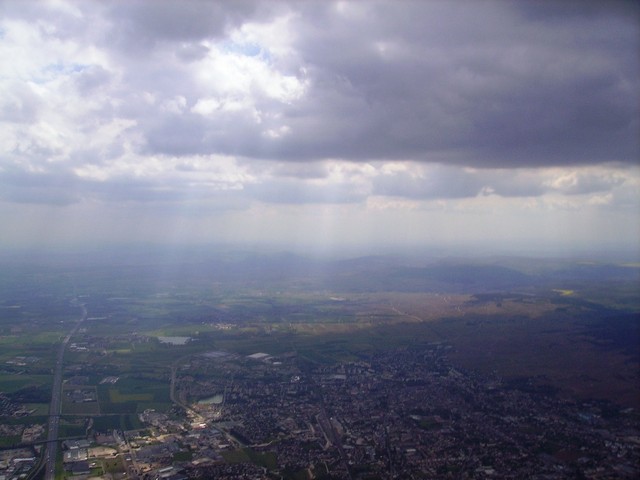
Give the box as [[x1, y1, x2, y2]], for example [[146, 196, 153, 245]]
[[0, 0, 638, 258]]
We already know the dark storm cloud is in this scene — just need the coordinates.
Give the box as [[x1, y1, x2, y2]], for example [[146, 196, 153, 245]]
[[514, 0, 639, 22], [1, 0, 639, 253], [104, 0, 263, 54], [175, 43, 210, 62], [264, 1, 639, 167], [98, 0, 638, 168], [8, 0, 627, 170], [1, 0, 638, 211]]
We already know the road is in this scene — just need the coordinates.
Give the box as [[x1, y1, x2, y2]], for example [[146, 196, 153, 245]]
[[43, 302, 87, 480], [169, 354, 202, 420]]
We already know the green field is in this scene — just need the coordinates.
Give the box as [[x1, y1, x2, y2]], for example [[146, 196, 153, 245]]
[[62, 400, 100, 415], [222, 448, 278, 469], [96, 377, 170, 415], [0, 374, 53, 394], [58, 416, 88, 438], [91, 414, 143, 432], [109, 389, 154, 402], [0, 436, 21, 447]]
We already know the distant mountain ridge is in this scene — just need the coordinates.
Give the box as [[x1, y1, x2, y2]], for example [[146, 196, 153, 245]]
[[1, 248, 638, 295]]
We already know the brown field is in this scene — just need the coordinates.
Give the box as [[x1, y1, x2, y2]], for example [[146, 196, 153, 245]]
[[259, 292, 639, 408]]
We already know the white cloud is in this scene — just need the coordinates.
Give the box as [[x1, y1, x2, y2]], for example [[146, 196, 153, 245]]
[[192, 41, 307, 105], [191, 97, 221, 116]]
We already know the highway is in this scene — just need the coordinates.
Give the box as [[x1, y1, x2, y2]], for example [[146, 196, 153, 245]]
[[43, 302, 87, 480]]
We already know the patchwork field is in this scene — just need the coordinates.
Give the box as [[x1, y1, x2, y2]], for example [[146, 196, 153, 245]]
[[0, 254, 637, 460]]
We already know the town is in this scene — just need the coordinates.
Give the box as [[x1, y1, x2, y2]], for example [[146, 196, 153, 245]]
[[1, 254, 638, 479], [2, 341, 638, 479]]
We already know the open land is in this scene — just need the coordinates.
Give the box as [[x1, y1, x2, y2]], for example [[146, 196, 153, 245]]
[[0, 251, 638, 479]]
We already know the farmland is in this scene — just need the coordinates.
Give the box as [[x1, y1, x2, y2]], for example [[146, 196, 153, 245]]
[[0, 251, 638, 478]]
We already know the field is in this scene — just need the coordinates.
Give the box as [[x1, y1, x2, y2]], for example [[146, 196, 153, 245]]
[[0, 252, 638, 456]]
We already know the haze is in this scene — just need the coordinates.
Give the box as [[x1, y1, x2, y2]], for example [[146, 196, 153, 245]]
[[0, 1, 638, 258]]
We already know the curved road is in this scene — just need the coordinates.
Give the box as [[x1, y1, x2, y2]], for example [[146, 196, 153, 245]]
[[43, 302, 87, 480]]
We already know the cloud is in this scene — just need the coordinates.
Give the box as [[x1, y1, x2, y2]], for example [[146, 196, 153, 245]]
[[245, 160, 329, 180], [372, 164, 634, 201], [0, 165, 94, 205], [0, 81, 41, 123], [542, 170, 625, 196], [373, 165, 484, 200], [104, 0, 264, 55], [241, 0, 639, 167], [73, 65, 112, 94], [245, 178, 365, 204], [4, 0, 635, 173], [0, 1, 638, 254], [0, 153, 251, 208]]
